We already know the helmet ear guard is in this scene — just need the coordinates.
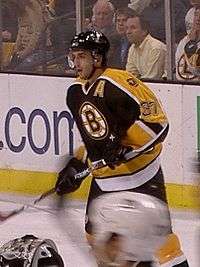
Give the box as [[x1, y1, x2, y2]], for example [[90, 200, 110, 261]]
[[0, 234, 64, 267]]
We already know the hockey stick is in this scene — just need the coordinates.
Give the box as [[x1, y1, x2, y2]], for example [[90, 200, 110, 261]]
[[0, 159, 108, 223], [0, 187, 56, 222]]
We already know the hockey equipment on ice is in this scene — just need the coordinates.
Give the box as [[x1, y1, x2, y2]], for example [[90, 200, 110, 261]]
[[0, 234, 64, 266], [89, 192, 171, 266]]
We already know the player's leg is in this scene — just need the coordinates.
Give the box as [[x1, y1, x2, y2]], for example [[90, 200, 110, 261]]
[[131, 168, 189, 267], [86, 231, 153, 267], [156, 233, 189, 267], [85, 180, 170, 267], [85, 181, 143, 267], [85, 170, 189, 267]]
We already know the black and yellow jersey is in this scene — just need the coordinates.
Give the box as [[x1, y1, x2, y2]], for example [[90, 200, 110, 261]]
[[67, 68, 169, 190]]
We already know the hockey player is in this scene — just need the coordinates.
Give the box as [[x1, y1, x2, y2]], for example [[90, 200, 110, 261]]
[[55, 30, 189, 267]]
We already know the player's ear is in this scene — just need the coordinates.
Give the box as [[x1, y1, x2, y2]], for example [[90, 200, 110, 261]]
[[94, 55, 103, 67]]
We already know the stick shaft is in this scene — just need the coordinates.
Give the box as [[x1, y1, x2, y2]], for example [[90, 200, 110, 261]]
[[0, 187, 56, 222], [0, 159, 108, 222]]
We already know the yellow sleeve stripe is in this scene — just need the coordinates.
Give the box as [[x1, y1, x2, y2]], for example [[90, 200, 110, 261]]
[[99, 75, 141, 105]]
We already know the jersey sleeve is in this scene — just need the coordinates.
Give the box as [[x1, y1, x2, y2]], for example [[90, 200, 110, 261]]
[[99, 69, 169, 161]]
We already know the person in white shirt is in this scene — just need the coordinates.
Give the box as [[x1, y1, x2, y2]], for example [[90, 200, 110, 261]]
[[126, 12, 166, 80]]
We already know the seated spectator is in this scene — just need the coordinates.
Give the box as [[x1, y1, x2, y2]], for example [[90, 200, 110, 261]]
[[2, 1, 18, 42], [88, 0, 116, 36], [87, 0, 121, 67], [141, 0, 188, 44], [185, 0, 200, 35], [85, 0, 130, 11], [114, 7, 132, 69], [126, 12, 166, 80], [48, 0, 76, 56], [39, 0, 78, 74], [176, 2, 200, 80], [1, 1, 18, 68], [7, 0, 52, 72], [128, 0, 151, 14]]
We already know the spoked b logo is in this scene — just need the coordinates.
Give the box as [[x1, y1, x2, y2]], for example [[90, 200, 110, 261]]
[[80, 102, 108, 140]]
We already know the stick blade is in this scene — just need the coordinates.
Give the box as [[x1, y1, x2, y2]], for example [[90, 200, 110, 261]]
[[0, 206, 25, 222]]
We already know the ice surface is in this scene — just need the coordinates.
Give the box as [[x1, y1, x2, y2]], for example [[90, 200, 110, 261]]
[[0, 194, 199, 267]]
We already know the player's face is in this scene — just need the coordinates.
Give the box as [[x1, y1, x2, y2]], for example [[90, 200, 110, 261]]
[[126, 17, 146, 46], [69, 50, 95, 79]]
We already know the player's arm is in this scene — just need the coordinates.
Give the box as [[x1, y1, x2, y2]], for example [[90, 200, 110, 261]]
[[55, 145, 89, 195], [105, 81, 141, 137], [104, 80, 169, 160], [94, 81, 141, 166]]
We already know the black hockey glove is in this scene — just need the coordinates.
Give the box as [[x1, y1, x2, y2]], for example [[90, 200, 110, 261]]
[[55, 158, 88, 195]]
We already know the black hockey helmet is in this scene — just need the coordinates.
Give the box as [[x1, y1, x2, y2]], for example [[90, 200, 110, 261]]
[[0, 234, 64, 267], [69, 30, 110, 66]]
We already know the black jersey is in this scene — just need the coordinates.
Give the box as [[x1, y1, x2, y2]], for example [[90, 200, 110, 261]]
[[67, 68, 169, 181]]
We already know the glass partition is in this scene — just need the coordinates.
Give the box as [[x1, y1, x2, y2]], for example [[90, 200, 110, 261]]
[[0, 0, 76, 75], [0, 0, 198, 83]]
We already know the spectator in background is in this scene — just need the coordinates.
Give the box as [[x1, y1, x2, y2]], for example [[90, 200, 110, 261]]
[[48, 0, 76, 57], [126, 12, 166, 80], [89, 0, 116, 36], [176, 0, 200, 80], [141, 0, 188, 44], [128, 0, 151, 14], [88, 0, 121, 67], [7, 0, 51, 71], [185, 0, 200, 36], [2, 2, 18, 42], [85, 0, 130, 11], [1, 1, 19, 68], [115, 7, 132, 69]]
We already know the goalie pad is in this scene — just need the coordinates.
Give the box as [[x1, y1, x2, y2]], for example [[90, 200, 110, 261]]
[[0, 234, 64, 267], [89, 192, 171, 265]]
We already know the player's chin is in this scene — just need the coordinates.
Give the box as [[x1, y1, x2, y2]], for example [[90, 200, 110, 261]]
[[77, 70, 83, 77], [79, 73, 88, 80]]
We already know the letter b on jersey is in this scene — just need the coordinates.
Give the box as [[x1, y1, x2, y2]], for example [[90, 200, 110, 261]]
[[80, 102, 108, 140]]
